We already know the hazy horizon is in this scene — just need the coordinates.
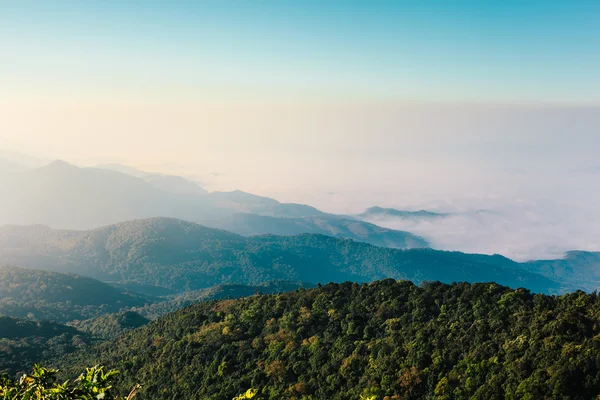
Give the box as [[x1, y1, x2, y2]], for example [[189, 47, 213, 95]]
[[1, 141, 599, 261], [1, 1, 599, 261]]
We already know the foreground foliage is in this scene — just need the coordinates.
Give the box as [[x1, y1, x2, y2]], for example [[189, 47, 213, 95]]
[[59, 279, 600, 399], [0, 364, 137, 400]]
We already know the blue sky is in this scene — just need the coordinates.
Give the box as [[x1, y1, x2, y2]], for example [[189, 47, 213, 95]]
[[2, 0, 600, 103]]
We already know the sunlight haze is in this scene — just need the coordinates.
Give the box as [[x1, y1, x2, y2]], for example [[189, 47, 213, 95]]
[[1, 1, 599, 260]]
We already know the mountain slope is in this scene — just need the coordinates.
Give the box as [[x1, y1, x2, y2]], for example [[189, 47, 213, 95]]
[[0, 160, 219, 229], [205, 213, 428, 249], [0, 267, 153, 322], [0, 316, 90, 376], [0, 161, 329, 229], [208, 190, 324, 217], [57, 280, 600, 399], [136, 281, 315, 320], [68, 311, 150, 340], [0, 159, 432, 251], [522, 251, 600, 292], [0, 218, 560, 293], [143, 174, 208, 195]]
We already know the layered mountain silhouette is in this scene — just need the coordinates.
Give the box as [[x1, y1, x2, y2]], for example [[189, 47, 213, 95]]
[[0, 161, 310, 226], [359, 206, 449, 219], [0, 160, 210, 228], [206, 212, 427, 249], [0, 160, 428, 249], [0, 217, 562, 294]]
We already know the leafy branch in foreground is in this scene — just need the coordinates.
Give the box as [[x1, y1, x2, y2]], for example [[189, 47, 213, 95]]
[[0, 364, 139, 400], [233, 388, 261, 399]]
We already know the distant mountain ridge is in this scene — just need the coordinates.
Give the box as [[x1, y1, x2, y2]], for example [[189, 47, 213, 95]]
[[0, 217, 562, 294], [0, 159, 596, 294], [359, 206, 449, 219], [205, 212, 428, 249], [0, 160, 207, 229], [0, 160, 321, 228], [95, 163, 208, 195], [208, 190, 324, 218], [0, 160, 428, 250]]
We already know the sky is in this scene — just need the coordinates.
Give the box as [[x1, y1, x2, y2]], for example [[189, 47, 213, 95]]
[[1, 1, 599, 259], [2, 1, 600, 103]]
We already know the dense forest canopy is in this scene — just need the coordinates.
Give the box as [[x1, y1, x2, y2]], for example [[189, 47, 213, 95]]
[[68, 311, 150, 340], [55, 279, 600, 400], [135, 282, 314, 320], [0, 316, 91, 376]]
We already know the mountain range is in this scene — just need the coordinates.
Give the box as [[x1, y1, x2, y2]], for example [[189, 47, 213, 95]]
[[1, 157, 599, 394], [204, 212, 427, 249], [358, 206, 449, 219], [1, 157, 599, 295], [0, 217, 568, 294], [0, 160, 427, 250]]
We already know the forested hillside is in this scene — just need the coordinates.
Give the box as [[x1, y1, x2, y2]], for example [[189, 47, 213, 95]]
[[0, 218, 561, 293], [136, 281, 314, 320], [0, 317, 90, 376], [68, 311, 150, 340], [0, 267, 152, 322], [522, 251, 600, 293], [57, 280, 600, 399], [70, 283, 317, 338]]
